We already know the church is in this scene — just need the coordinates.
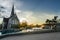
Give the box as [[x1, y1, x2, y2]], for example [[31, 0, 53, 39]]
[[2, 5, 20, 29]]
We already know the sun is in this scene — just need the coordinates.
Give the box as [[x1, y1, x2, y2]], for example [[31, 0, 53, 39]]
[[20, 18, 28, 22]]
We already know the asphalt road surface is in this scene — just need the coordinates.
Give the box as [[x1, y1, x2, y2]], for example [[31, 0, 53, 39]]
[[1, 32, 60, 40]]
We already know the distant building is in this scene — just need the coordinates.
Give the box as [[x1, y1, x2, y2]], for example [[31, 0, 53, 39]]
[[2, 5, 20, 29], [2, 18, 9, 29], [42, 24, 51, 29]]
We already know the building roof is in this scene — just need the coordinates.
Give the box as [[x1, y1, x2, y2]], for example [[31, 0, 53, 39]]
[[10, 4, 15, 18], [3, 17, 9, 22]]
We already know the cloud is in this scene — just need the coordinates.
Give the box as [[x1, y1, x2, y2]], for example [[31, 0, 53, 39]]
[[0, 0, 12, 8], [0, 0, 23, 23], [15, 10, 57, 25], [0, 0, 13, 17], [0, 0, 59, 24], [0, 0, 23, 17]]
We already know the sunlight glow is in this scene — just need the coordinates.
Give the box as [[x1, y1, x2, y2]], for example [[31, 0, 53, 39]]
[[20, 18, 28, 23]]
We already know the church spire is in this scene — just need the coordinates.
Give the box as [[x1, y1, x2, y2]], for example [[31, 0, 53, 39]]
[[10, 4, 14, 17]]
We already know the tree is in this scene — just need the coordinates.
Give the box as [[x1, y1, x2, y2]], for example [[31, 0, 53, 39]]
[[21, 21, 28, 29], [54, 16, 58, 20], [45, 19, 50, 24], [35, 24, 41, 27]]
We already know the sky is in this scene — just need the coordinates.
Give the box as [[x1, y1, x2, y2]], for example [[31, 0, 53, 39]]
[[0, 0, 60, 25]]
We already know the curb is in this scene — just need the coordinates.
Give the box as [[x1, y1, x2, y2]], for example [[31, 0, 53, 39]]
[[0, 29, 56, 39]]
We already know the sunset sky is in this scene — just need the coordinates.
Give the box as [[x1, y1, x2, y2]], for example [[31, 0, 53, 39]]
[[0, 0, 60, 25]]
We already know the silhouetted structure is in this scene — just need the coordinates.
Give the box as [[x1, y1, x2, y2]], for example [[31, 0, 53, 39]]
[[2, 4, 20, 29], [2, 18, 9, 29]]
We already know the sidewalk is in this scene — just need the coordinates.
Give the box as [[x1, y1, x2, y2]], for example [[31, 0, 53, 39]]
[[0, 29, 55, 39]]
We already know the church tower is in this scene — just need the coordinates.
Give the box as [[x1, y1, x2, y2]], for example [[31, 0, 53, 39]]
[[7, 4, 20, 29], [2, 4, 20, 30], [10, 4, 15, 17]]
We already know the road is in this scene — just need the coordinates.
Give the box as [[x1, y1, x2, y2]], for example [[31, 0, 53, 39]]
[[1, 32, 60, 40]]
